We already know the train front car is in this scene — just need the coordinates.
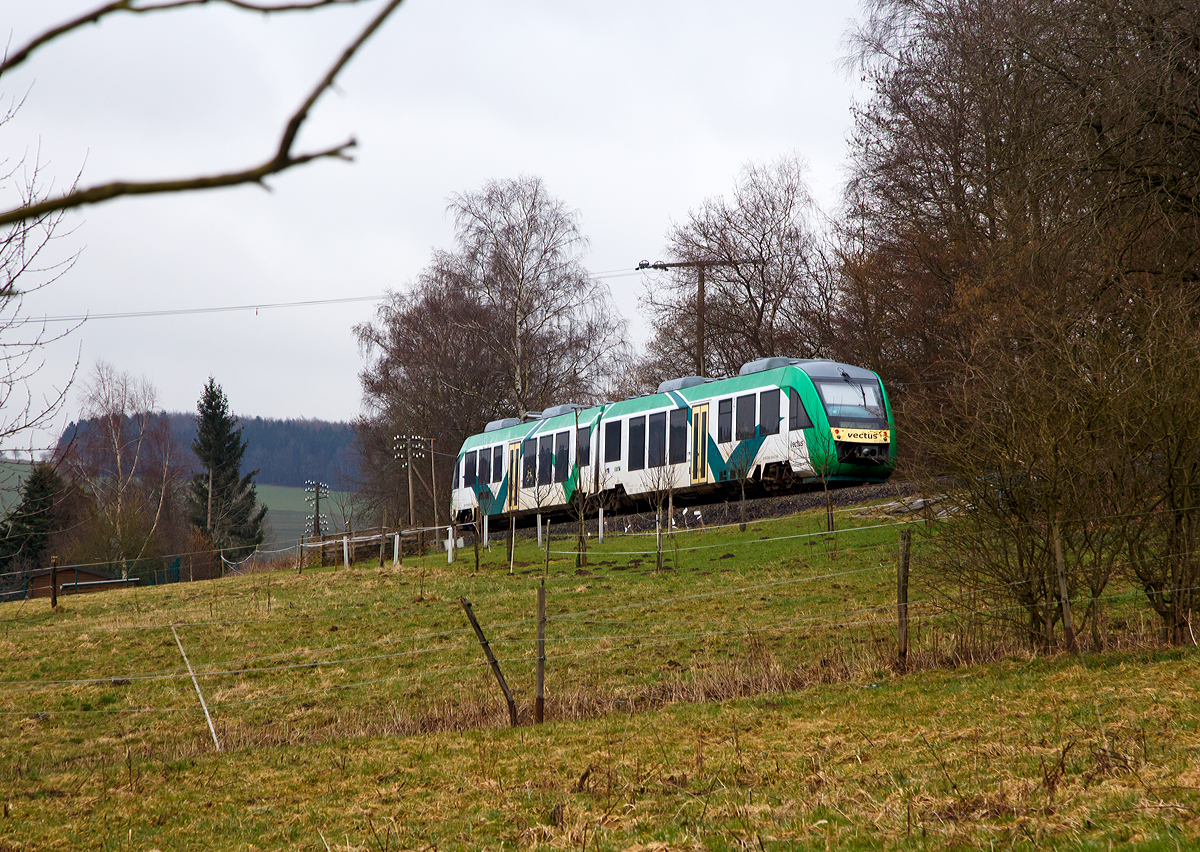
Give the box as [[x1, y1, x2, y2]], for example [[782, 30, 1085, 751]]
[[786, 359, 896, 485], [661, 357, 895, 501]]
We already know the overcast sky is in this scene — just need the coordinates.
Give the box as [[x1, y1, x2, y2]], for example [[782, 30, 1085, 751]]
[[2, 0, 865, 451]]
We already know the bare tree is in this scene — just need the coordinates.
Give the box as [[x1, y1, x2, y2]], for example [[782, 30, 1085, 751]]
[[0, 0, 406, 227], [57, 362, 181, 571], [841, 0, 1200, 645], [642, 463, 680, 572], [353, 272, 507, 526], [641, 155, 834, 380], [0, 102, 79, 461], [355, 177, 632, 524], [448, 176, 629, 418]]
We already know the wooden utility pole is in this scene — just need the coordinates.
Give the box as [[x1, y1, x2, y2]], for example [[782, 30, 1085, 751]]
[[460, 597, 518, 727], [638, 258, 762, 377], [405, 439, 416, 538], [897, 529, 911, 668], [429, 437, 439, 531]]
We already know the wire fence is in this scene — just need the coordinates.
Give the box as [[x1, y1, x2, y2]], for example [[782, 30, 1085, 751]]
[[1, 510, 1193, 743]]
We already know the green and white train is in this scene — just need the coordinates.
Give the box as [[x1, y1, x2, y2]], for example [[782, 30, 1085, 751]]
[[450, 357, 896, 525]]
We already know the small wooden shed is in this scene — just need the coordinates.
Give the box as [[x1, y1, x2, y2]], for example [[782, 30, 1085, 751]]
[[22, 567, 138, 599]]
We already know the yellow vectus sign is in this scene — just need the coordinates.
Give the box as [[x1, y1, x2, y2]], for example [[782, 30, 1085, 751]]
[[830, 427, 891, 444]]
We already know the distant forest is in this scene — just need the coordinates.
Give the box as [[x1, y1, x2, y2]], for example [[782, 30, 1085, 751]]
[[57, 414, 358, 488]]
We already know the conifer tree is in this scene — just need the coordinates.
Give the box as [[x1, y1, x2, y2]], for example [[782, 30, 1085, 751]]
[[188, 379, 266, 558], [0, 462, 68, 571]]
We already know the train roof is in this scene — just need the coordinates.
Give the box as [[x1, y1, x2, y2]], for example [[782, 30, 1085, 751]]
[[457, 405, 604, 453], [454, 359, 884, 456]]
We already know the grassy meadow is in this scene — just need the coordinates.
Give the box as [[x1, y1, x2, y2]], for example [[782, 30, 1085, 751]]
[[2, 504, 1198, 850], [257, 484, 353, 552]]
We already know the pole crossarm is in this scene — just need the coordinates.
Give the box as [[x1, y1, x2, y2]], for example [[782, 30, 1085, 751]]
[[635, 257, 765, 377]]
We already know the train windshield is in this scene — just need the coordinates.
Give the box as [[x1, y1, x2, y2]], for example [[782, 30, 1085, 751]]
[[812, 378, 888, 428]]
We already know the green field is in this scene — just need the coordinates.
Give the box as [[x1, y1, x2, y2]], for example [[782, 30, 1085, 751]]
[[0, 457, 31, 513], [256, 484, 353, 551], [2, 505, 1197, 850]]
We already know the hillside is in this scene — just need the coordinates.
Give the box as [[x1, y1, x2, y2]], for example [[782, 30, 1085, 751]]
[[57, 413, 358, 488], [2, 505, 1196, 849]]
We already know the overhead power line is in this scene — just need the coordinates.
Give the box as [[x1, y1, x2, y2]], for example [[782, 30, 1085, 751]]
[[13, 272, 642, 326], [12, 294, 386, 325]]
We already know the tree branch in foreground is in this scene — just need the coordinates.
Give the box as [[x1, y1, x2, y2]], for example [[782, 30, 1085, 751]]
[[0, 0, 404, 228]]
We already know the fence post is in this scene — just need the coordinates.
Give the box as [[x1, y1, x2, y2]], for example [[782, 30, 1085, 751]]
[[50, 556, 58, 609], [599, 506, 604, 544], [537, 513, 543, 548], [474, 507, 481, 571], [508, 517, 515, 575], [1054, 523, 1078, 653], [393, 532, 400, 567], [536, 584, 546, 724], [342, 535, 350, 570], [298, 537, 304, 576], [459, 597, 518, 727], [897, 529, 911, 669]]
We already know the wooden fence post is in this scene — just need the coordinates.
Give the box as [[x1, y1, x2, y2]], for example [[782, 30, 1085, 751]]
[[897, 529, 911, 668], [536, 584, 546, 724], [459, 597, 518, 727], [1054, 523, 1078, 653], [50, 556, 58, 609]]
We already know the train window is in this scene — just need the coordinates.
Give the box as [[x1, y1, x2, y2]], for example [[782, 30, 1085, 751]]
[[538, 435, 554, 486], [577, 426, 591, 467], [648, 412, 666, 468], [629, 416, 646, 471], [464, 450, 477, 488], [604, 420, 622, 463], [736, 394, 756, 441], [522, 438, 537, 487], [789, 387, 812, 430], [669, 408, 687, 464], [554, 431, 570, 482], [478, 445, 491, 485], [760, 390, 780, 436], [813, 378, 887, 427], [718, 399, 732, 443], [493, 446, 504, 482]]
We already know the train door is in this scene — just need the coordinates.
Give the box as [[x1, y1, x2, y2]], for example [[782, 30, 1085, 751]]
[[690, 403, 710, 485], [506, 442, 521, 511]]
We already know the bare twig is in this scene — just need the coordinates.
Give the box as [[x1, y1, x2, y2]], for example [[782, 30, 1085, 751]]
[[0, 0, 405, 227]]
